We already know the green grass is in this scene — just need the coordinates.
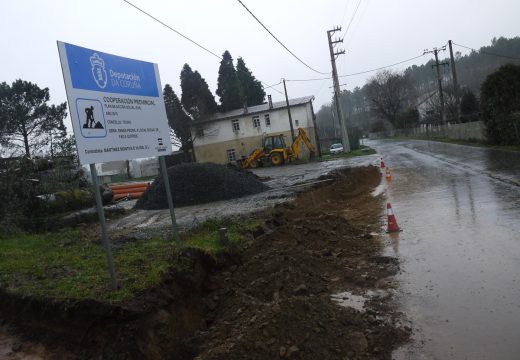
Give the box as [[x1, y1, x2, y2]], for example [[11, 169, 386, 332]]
[[320, 145, 377, 161], [0, 218, 262, 303], [385, 135, 520, 152]]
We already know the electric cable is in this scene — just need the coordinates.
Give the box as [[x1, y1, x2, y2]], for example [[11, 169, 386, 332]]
[[123, 0, 283, 95], [342, 0, 362, 38], [285, 53, 427, 82], [453, 42, 520, 61], [236, 0, 329, 75]]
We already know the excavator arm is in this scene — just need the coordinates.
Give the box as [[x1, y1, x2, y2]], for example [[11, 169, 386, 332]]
[[291, 128, 316, 159]]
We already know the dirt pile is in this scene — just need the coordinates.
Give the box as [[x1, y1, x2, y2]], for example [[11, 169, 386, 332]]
[[134, 163, 268, 209], [192, 166, 410, 359], [0, 166, 409, 359]]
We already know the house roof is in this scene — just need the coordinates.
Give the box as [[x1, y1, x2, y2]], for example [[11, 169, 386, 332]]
[[194, 95, 314, 124]]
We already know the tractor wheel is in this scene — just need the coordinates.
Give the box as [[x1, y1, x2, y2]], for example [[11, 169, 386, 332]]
[[270, 152, 284, 166], [249, 160, 259, 168]]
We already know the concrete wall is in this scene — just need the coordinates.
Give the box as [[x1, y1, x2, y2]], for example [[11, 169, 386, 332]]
[[194, 127, 316, 165], [369, 121, 486, 141]]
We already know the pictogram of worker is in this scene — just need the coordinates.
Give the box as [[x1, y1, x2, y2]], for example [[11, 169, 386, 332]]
[[84, 106, 95, 128]]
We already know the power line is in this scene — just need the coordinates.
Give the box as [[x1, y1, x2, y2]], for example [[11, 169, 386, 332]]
[[236, 0, 329, 75], [339, 1, 351, 27], [340, 53, 426, 77], [453, 42, 520, 61], [344, 0, 370, 49], [123, 0, 222, 60], [285, 53, 427, 82], [123, 0, 283, 95], [342, 0, 362, 38]]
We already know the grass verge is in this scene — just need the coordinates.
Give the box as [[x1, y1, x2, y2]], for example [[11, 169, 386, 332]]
[[0, 218, 262, 303], [320, 145, 377, 161]]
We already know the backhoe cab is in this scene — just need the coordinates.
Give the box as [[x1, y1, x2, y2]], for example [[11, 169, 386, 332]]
[[240, 128, 316, 169]]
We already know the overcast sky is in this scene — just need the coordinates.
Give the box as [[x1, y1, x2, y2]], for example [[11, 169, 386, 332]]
[[1, 0, 519, 132]]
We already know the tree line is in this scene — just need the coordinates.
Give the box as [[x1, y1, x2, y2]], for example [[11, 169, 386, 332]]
[[0, 50, 265, 160], [316, 36, 520, 146], [165, 50, 265, 160]]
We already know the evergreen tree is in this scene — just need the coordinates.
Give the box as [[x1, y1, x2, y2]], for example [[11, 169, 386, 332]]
[[0, 80, 67, 158], [236, 57, 265, 106], [180, 64, 217, 121], [460, 88, 479, 122], [480, 64, 520, 145], [163, 84, 193, 158], [216, 51, 243, 112]]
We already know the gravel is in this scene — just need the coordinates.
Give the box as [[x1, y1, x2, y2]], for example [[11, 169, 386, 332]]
[[134, 163, 268, 210]]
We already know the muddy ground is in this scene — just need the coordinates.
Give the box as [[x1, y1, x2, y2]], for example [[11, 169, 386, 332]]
[[0, 165, 409, 359]]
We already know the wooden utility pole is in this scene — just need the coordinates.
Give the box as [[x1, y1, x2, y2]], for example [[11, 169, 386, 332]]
[[282, 79, 296, 140], [327, 26, 350, 152], [448, 40, 461, 122], [424, 46, 449, 124]]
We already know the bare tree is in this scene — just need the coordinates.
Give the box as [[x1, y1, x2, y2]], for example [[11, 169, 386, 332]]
[[365, 70, 412, 127]]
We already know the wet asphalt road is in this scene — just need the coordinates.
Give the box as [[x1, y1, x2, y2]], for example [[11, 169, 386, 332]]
[[367, 140, 520, 360]]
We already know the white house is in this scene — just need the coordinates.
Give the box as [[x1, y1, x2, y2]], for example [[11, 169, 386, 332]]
[[191, 95, 319, 165]]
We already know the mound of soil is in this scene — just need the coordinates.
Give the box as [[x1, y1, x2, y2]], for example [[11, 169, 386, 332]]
[[192, 166, 410, 359], [134, 163, 268, 209], [1, 166, 409, 359]]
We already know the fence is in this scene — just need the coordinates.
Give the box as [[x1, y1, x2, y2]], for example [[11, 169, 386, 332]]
[[369, 121, 486, 141]]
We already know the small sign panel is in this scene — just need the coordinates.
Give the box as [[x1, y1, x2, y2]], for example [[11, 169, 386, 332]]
[[57, 41, 172, 165]]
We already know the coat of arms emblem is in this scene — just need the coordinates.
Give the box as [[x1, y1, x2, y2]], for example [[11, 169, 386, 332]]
[[90, 53, 107, 89]]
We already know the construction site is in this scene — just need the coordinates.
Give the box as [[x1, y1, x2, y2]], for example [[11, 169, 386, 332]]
[[0, 149, 415, 359], [2, 1, 520, 359]]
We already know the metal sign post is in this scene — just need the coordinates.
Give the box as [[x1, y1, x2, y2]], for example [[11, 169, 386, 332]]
[[57, 41, 175, 290], [159, 156, 181, 246], [89, 164, 117, 290]]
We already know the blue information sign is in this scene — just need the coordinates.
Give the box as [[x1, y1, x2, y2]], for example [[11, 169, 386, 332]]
[[64, 43, 159, 97]]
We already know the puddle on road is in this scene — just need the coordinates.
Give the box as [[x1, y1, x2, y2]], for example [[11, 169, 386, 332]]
[[331, 291, 368, 311], [371, 180, 387, 197], [331, 290, 386, 312]]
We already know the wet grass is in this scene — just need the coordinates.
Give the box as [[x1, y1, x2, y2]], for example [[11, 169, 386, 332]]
[[320, 145, 377, 161], [0, 218, 262, 303]]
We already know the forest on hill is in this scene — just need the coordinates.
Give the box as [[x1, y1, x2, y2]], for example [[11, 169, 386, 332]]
[[316, 36, 520, 141]]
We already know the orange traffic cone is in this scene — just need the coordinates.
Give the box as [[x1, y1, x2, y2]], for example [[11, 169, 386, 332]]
[[380, 157, 386, 168], [386, 202, 401, 233], [385, 167, 392, 182]]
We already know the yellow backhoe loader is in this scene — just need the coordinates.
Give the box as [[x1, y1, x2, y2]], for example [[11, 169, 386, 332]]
[[240, 128, 316, 169]]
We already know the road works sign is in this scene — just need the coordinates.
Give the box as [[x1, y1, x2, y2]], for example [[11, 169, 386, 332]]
[[57, 41, 172, 165]]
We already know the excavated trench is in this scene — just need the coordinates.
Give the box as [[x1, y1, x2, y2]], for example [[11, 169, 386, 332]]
[[0, 166, 410, 359]]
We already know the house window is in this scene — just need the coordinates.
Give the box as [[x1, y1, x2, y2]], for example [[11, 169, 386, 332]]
[[264, 114, 271, 127], [294, 119, 299, 127], [227, 149, 236, 162], [232, 119, 240, 132], [252, 115, 261, 128], [196, 127, 204, 137]]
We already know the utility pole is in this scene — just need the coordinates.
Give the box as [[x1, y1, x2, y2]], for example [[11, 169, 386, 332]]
[[282, 78, 296, 140], [448, 40, 461, 122], [327, 26, 350, 152], [424, 46, 449, 124]]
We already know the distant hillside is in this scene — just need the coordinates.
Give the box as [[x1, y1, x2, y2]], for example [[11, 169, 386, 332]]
[[406, 36, 520, 95], [316, 36, 520, 137]]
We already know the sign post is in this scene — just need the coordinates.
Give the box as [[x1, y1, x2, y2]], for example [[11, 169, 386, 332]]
[[58, 41, 179, 289], [159, 156, 181, 246], [89, 163, 117, 290]]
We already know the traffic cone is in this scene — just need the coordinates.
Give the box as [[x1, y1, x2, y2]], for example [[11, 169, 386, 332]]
[[385, 167, 392, 182], [380, 157, 386, 168], [386, 202, 401, 233]]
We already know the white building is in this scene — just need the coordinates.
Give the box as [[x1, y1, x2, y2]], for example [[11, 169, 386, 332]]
[[191, 96, 319, 165]]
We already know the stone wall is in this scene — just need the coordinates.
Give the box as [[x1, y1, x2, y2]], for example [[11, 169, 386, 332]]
[[369, 121, 486, 141]]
